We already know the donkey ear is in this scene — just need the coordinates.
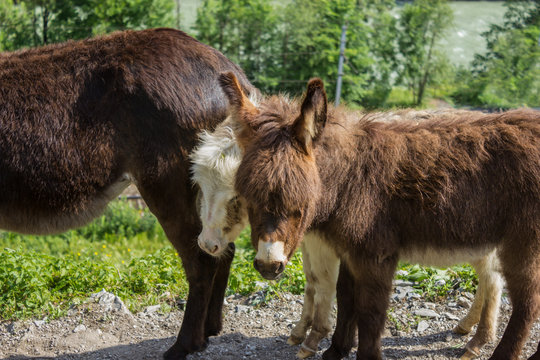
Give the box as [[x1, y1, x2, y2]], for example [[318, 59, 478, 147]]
[[293, 78, 327, 155], [218, 72, 258, 149]]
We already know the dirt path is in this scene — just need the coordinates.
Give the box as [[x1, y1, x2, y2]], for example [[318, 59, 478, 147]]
[[2, 290, 540, 360]]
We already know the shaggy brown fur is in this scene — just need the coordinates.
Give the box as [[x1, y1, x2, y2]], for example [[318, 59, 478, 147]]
[[219, 73, 540, 360], [0, 30, 254, 360]]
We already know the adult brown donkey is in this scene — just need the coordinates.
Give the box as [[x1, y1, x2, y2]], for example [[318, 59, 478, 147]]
[[0, 29, 254, 360], [218, 72, 540, 360]]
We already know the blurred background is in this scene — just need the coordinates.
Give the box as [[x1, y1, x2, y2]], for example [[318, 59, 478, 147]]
[[1, 0, 538, 110]]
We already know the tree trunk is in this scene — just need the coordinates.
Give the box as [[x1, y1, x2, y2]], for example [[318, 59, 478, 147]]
[[42, 7, 49, 45]]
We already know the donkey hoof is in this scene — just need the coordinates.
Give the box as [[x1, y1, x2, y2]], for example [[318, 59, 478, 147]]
[[288, 334, 305, 346], [163, 346, 188, 360], [453, 323, 471, 335], [297, 344, 317, 359], [460, 349, 480, 360]]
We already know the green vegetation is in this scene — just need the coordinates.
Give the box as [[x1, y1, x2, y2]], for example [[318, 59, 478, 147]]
[[0, 0, 536, 108], [0, 200, 477, 321]]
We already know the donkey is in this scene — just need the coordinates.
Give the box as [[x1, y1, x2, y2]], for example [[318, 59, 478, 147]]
[[191, 116, 503, 359], [217, 72, 540, 360], [0, 29, 255, 360]]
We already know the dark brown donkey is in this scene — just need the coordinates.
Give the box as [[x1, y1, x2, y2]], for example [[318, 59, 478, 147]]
[[0, 29, 254, 359], [218, 72, 540, 360]]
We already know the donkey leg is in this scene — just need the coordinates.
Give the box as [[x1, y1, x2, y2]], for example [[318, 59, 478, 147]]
[[460, 253, 502, 360], [137, 176, 227, 360], [205, 242, 235, 338], [298, 239, 340, 359], [353, 255, 398, 360], [289, 242, 315, 345], [322, 263, 357, 360], [454, 281, 484, 335], [489, 242, 540, 360]]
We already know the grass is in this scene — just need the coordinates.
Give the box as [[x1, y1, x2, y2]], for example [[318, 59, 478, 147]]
[[0, 200, 477, 321]]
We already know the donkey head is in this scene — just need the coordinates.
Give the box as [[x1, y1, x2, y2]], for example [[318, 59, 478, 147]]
[[218, 72, 327, 279], [191, 121, 248, 256]]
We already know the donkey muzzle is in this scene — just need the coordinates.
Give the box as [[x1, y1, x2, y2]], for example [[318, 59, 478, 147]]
[[253, 259, 286, 280]]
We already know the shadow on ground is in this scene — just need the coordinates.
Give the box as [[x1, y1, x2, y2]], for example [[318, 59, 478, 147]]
[[3, 330, 469, 360]]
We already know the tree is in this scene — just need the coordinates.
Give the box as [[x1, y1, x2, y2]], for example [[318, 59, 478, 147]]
[[278, 0, 397, 105], [0, 0, 33, 51], [397, 0, 454, 106], [454, 1, 539, 108], [0, 0, 175, 50], [195, 0, 281, 92]]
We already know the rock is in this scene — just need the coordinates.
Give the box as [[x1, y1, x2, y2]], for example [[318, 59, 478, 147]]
[[444, 312, 460, 321], [393, 279, 413, 287], [90, 289, 132, 316], [407, 292, 422, 300], [144, 305, 161, 314], [413, 308, 439, 318], [33, 320, 46, 328], [423, 302, 436, 309], [235, 305, 250, 313], [434, 279, 446, 287], [463, 292, 474, 300], [396, 270, 409, 277], [417, 320, 429, 332], [73, 324, 86, 333], [177, 299, 187, 311], [457, 296, 472, 309]]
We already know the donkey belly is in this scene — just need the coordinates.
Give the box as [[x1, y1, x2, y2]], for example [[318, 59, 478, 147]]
[[0, 173, 132, 235], [400, 246, 495, 268]]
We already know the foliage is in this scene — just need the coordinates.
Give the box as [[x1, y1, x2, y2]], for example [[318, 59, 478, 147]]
[[194, 0, 281, 91], [0, 0, 175, 49], [397, 263, 478, 301], [453, 1, 540, 108], [396, 0, 454, 106]]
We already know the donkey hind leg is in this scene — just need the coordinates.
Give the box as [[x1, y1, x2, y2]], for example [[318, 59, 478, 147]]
[[289, 242, 316, 346], [489, 238, 540, 360], [353, 254, 398, 360], [297, 236, 340, 359], [460, 251, 502, 360], [205, 242, 236, 338], [322, 263, 358, 360]]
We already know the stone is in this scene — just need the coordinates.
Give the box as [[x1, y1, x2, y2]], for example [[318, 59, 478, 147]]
[[444, 312, 461, 321], [235, 305, 250, 313], [413, 308, 439, 318], [90, 289, 132, 316], [73, 324, 86, 333], [417, 320, 429, 332], [144, 305, 161, 314], [457, 296, 472, 309]]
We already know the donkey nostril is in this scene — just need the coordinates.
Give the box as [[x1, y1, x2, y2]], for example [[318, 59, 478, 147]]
[[276, 262, 285, 274], [253, 259, 261, 272], [211, 245, 219, 254]]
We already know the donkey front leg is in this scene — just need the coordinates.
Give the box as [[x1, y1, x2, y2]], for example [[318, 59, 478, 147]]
[[322, 263, 358, 360], [297, 235, 340, 359], [204, 242, 235, 338], [138, 176, 229, 360], [353, 254, 398, 360], [289, 242, 316, 346]]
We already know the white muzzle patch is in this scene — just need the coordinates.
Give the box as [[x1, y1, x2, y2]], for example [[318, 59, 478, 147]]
[[255, 240, 287, 262]]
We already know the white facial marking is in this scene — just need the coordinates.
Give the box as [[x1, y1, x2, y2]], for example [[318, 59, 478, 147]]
[[255, 240, 287, 262]]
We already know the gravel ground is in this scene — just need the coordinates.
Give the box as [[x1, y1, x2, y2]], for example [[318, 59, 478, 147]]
[[1, 283, 540, 360]]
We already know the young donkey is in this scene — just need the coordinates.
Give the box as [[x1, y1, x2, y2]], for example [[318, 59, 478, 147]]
[[216, 72, 540, 360], [192, 102, 503, 359], [0, 29, 255, 360]]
